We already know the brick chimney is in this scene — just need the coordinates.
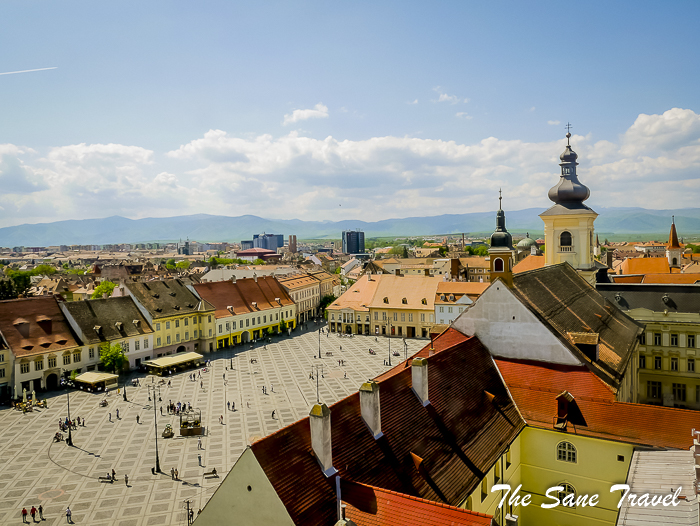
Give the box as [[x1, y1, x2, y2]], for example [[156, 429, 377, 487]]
[[359, 381, 382, 439], [309, 403, 336, 477], [411, 358, 429, 406]]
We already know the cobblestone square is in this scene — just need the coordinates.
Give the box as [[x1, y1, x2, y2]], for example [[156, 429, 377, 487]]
[[0, 328, 425, 525]]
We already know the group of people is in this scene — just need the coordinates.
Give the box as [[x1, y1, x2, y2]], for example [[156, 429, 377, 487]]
[[58, 416, 83, 432], [20, 505, 43, 523], [170, 467, 180, 480], [168, 400, 191, 415]]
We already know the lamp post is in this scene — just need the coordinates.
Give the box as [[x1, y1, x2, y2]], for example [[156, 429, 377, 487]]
[[122, 373, 128, 402], [60, 370, 73, 447], [385, 320, 392, 366], [404, 338, 408, 362], [318, 328, 322, 359], [147, 385, 162, 473], [311, 365, 324, 404]]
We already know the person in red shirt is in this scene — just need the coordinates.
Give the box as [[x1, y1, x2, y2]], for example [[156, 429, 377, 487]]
[[30, 506, 37, 522], [21, 507, 28, 523]]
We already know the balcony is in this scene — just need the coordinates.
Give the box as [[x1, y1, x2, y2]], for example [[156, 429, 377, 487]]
[[559, 246, 574, 252]]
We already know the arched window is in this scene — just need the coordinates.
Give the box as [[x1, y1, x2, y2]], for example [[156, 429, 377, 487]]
[[494, 258, 504, 272], [402, 297, 407, 304], [672, 257, 678, 265], [560, 231, 572, 247], [556, 441, 577, 463], [557, 483, 577, 508]]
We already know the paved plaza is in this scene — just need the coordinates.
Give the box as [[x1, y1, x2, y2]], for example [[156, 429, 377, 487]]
[[0, 327, 426, 526]]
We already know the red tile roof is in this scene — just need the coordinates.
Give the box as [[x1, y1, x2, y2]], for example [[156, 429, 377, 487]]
[[193, 276, 294, 318], [0, 296, 79, 358], [495, 358, 699, 450], [342, 480, 492, 526], [250, 331, 524, 526]]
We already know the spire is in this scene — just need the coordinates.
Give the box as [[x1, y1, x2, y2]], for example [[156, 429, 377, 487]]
[[490, 192, 513, 250], [547, 128, 590, 208], [668, 216, 681, 249]]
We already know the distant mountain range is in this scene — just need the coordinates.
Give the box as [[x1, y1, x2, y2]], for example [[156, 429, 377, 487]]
[[1, 206, 699, 246]]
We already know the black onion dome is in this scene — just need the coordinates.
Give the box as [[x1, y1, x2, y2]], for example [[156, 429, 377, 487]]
[[548, 134, 590, 205]]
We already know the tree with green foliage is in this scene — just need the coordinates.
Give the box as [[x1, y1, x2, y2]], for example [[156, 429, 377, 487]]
[[319, 294, 337, 317], [438, 246, 448, 257], [70, 370, 79, 381], [0, 280, 17, 300], [334, 267, 341, 274], [91, 280, 116, 299], [253, 258, 265, 265], [166, 258, 176, 270], [279, 317, 286, 333], [32, 264, 57, 275], [687, 244, 700, 254], [99, 342, 126, 373], [9, 272, 31, 296], [176, 260, 191, 269]]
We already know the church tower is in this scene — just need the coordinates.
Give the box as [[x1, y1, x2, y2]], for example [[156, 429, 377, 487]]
[[488, 190, 514, 287], [667, 216, 682, 269], [540, 127, 598, 282]]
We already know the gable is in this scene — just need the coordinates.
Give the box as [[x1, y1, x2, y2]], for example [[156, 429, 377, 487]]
[[451, 282, 582, 366]]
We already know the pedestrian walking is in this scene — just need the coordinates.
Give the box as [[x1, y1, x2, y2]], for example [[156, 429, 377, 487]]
[[171, 467, 175, 480], [38, 505, 43, 520], [22, 507, 28, 523], [175, 468, 179, 480], [124, 474, 129, 486], [344, 372, 347, 378], [116, 408, 120, 419], [30, 506, 37, 522], [197, 437, 202, 450], [227, 401, 230, 411], [82, 418, 85, 427], [198, 453, 202, 466], [219, 415, 223, 424], [65, 506, 72, 524], [76, 416, 80, 426], [271, 410, 276, 419], [200, 381, 203, 389], [136, 415, 140, 424], [232, 401, 235, 411], [160, 406, 163, 415], [108, 412, 112, 422], [111, 468, 116, 481]]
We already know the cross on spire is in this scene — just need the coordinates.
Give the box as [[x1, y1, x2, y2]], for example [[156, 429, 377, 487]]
[[565, 122, 572, 146], [499, 188, 502, 210]]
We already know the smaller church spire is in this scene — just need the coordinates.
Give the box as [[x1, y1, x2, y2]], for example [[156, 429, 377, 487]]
[[668, 217, 681, 249]]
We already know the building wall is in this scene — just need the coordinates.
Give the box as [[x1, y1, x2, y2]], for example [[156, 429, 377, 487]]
[[541, 213, 596, 271], [452, 284, 581, 366], [633, 308, 700, 409], [214, 305, 297, 347], [194, 447, 295, 526]]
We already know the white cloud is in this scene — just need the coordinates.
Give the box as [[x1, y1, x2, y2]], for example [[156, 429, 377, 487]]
[[0, 108, 699, 226], [433, 87, 468, 104], [408, 99, 418, 105], [282, 103, 329, 126], [548, 120, 561, 125], [455, 112, 472, 120]]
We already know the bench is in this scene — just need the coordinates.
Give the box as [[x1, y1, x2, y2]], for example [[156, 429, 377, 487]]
[[203, 470, 218, 478]]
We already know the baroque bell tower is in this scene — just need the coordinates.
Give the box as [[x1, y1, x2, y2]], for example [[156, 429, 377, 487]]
[[539, 125, 598, 283], [488, 190, 514, 287]]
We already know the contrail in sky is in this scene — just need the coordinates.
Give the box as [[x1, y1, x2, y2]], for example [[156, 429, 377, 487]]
[[0, 67, 57, 76]]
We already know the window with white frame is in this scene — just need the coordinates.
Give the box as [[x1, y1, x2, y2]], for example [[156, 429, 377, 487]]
[[556, 441, 576, 463]]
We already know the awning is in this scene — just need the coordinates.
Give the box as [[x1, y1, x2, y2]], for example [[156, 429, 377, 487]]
[[143, 352, 203, 369], [74, 372, 119, 386]]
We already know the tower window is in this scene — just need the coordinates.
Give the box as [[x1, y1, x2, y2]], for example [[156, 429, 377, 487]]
[[560, 231, 572, 247], [493, 258, 504, 272]]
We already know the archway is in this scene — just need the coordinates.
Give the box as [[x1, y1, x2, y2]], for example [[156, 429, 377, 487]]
[[176, 345, 186, 353], [46, 373, 58, 391], [494, 258, 504, 272], [241, 331, 250, 343]]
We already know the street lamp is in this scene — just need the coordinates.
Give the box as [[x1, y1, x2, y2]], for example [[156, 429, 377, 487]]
[[147, 385, 162, 473], [60, 370, 73, 447], [122, 373, 128, 402], [310, 365, 324, 404], [318, 328, 322, 359], [404, 338, 408, 362], [385, 320, 392, 366]]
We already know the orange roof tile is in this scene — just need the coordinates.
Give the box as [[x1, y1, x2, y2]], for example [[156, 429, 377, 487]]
[[620, 257, 670, 275], [343, 480, 492, 526], [495, 358, 698, 450], [513, 255, 545, 274], [641, 273, 700, 284], [193, 276, 294, 318]]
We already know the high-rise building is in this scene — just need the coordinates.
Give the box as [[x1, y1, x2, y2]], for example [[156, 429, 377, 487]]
[[342, 230, 365, 254], [253, 233, 284, 251], [288, 235, 297, 253]]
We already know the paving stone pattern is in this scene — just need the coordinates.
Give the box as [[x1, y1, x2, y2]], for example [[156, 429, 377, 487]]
[[0, 327, 425, 526]]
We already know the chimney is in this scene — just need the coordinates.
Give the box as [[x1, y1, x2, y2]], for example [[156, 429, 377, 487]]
[[254, 273, 258, 283], [359, 381, 382, 439], [395, 269, 401, 276], [309, 403, 336, 477], [606, 250, 613, 269], [231, 274, 236, 283], [531, 245, 537, 256], [411, 358, 429, 406]]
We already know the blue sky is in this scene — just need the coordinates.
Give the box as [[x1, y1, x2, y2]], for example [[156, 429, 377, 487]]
[[0, 1, 698, 227]]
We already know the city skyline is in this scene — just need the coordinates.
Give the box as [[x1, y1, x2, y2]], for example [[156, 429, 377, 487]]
[[0, 1, 698, 227]]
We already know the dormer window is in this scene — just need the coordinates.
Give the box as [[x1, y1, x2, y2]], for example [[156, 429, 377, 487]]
[[402, 298, 407, 304], [448, 294, 454, 301], [383, 297, 389, 304], [421, 298, 427, 305], [440, 294, 445, 301]]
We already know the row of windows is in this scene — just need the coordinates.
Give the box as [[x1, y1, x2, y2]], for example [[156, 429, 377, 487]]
[[155, 315, 213, 332], [438, 306, 465, 314], [217, 311, 292, 334], [647, 381, 698, 402], [640, 355, 695, 372], [156, 331, 197, 347], [374, 311, 428, 322], [648, 333, 696, 348]]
